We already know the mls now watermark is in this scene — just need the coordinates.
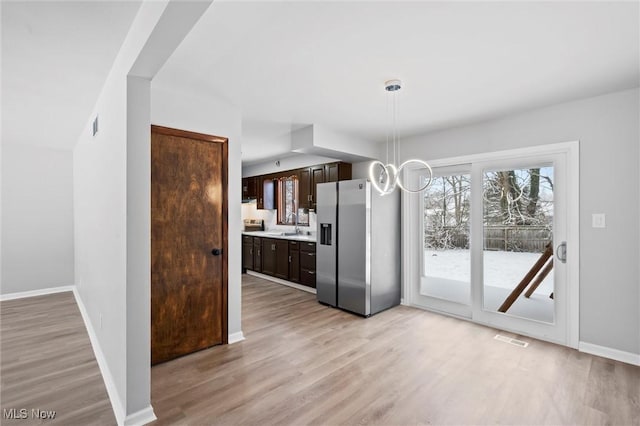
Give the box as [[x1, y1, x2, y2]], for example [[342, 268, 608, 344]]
[[3, 408, 56, 420]]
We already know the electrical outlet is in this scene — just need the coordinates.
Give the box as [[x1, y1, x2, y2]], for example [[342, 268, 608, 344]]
[[592, 213, 606, 228]]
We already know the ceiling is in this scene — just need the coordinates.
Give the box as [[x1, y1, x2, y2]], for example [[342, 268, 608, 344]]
[[2, 1, 142, 150], [3, 2, 638, 159], [154, 1, 639, 164]]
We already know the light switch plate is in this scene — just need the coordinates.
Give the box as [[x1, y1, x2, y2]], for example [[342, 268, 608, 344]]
[[592, 213, 606, 228]]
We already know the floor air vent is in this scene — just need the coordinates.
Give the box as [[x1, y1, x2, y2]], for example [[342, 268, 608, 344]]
[[494, 334, 529, 348]]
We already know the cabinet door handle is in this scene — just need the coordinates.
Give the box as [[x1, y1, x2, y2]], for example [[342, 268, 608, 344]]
[[288, 255, 291, 263], [250, 248, 253, 255], [272, 244, 275, 251], [308, 253, 314, 256], [308, 271, 315, 275]]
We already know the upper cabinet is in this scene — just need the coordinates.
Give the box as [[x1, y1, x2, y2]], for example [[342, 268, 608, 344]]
[[300, 162, 352, 211], [298, 168, 311, 210], [326, 162, 351, 183], [242, 177, 258, 200], [244, 161, 351, 210]]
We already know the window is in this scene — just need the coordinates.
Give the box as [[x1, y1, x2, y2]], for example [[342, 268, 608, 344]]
[[277, 176, 309, 226]]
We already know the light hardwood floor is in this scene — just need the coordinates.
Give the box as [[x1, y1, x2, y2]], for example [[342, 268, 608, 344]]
[[0, 292, 116, 425], [2, 280, 638, 425], [151, 275, 640, 425]]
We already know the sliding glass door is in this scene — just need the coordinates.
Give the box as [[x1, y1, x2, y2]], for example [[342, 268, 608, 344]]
[[406, 144, 577, 346]]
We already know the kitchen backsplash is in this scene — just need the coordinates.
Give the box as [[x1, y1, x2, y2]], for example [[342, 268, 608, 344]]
[[241, 201, 317, 233]]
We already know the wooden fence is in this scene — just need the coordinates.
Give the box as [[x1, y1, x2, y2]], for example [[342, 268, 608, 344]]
[[425, 225, 551, 253], [484, 225, 551, 252]]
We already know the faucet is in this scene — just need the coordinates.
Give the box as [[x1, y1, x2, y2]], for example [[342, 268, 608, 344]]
[[287, 200, 300, 234], [288, 211, 300, 234]]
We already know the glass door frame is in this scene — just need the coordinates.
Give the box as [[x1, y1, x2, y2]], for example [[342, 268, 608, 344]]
[[411, 164, 473, 319], [402, 141, 580, 348]]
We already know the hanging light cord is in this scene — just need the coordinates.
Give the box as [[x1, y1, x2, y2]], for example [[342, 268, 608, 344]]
[[369, 79, 433, 195]]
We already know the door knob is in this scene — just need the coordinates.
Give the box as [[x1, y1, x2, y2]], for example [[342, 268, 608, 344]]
[[211, 248, 222, 256]]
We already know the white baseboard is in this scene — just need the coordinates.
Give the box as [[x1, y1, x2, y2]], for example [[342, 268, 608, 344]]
[[0, 285, 75, 301], [72, 287, 127, 424], [228, 331, 245, 344], [246, 271, 317, 294], [579, 341, 640, 366], [123, 405, 156, 426]]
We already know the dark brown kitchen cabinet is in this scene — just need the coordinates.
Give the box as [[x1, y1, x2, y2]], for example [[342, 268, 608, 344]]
[[253, 237, 262, 272], [325, 162, 352, 183], [288, 241, 300, 283], [262, 238, 277, 275], [249, 161, 350, 211], [297, 162, 351, 211], [242, 177, 258, 200], [309, 165, 326, 210], [300, 242, 316, 288], [275, 239, 289, 279], [298, 165, 326, 211], [242, 235, 253, 270], [298, 168, 311, 210]]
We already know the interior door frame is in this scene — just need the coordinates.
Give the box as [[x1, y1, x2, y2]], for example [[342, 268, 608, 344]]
[[151, 124, 229, 346], [402, 141, 580, 348]]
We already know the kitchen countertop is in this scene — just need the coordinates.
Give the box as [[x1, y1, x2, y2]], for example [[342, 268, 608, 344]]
[[242, 230, 317, 242]]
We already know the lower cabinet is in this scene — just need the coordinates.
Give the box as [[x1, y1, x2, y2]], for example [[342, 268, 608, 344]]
[[289, 241, 300, 283], [242, 235, 316, 287], [262, 238, 277, 275], [274, 240, 289, 279], [242, 236, 253, 270], [253, 238, 262, 272], [300, 242, 317, 288]]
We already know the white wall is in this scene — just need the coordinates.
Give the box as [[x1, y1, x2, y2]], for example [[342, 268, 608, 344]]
[[150, 83, 243, 339], [1, 144, 74, 294], [290, 124, 377, 163], [351, 160, 374, 180], [400, 88, 640, 356], [73, 1, 178, 422]]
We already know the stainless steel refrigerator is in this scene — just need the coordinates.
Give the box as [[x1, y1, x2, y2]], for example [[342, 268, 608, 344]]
[[316, 179, 400, 316]]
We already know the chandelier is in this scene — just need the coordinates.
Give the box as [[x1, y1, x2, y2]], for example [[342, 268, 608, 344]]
[[369, 79, 433, 195]]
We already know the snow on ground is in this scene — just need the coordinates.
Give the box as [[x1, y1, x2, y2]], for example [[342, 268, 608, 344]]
[[420, 249, 554, 323], [423, 249, 554, 294]]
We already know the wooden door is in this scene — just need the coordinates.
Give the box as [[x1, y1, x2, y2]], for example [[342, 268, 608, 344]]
[[151, 125, 228, 365]]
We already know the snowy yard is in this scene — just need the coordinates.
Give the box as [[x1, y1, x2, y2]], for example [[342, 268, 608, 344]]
[[421, 249, 554, 323]]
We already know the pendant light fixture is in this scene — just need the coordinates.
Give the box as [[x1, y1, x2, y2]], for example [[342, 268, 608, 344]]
[[369, 79, 433, 195]]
